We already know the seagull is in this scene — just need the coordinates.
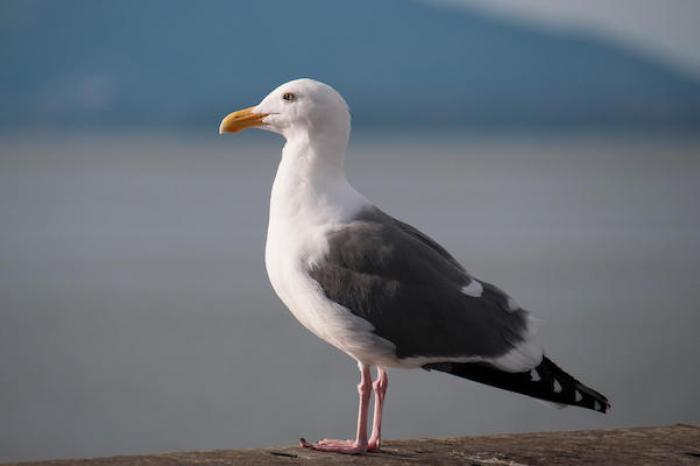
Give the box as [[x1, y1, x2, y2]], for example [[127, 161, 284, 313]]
[[219, 78, 610, 454]]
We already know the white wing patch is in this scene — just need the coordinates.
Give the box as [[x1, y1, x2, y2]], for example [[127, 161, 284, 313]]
[[461, 279, 483, 298]]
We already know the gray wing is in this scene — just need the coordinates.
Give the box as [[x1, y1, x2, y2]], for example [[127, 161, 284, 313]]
[[307, 207, 531, 360]]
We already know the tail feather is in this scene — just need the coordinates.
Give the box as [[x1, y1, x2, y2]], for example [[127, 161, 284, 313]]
[[424, 356, 610, 413]]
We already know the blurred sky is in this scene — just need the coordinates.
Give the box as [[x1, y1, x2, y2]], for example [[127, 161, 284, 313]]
[[1, 0, 699, 129], [446, 0, 700, 75]]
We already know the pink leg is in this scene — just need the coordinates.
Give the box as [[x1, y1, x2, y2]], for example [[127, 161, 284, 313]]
[[299, 363, 372, 454], [368, 367, 388, 451]]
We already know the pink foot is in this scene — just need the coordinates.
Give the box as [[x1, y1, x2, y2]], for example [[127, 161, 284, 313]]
[[297, 363, 374, 455], [367, 438, 381, 452], [299, 437, 367, 454], [317, 438, 355, 446]]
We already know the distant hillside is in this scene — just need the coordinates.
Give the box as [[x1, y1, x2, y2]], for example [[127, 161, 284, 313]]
[[2, 0, 700, 129]]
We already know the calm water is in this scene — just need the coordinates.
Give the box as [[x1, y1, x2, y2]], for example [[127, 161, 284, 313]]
[[1, 131, 699, 462]]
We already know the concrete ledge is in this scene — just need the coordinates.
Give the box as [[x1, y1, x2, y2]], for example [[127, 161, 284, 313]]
[[5, 424, 699, 466]]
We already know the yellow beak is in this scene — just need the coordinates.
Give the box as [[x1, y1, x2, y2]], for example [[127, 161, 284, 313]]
[[218, 106, 268, 134]]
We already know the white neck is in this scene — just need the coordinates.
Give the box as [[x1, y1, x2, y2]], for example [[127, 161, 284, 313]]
[[268, 129, 367, 232]]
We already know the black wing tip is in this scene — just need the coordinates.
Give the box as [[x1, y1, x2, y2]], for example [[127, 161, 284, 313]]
[[540, 356, 611, 414], [424, 357, 611, 413]]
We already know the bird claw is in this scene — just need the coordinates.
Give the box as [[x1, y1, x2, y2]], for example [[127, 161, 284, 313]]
[[299, 437, 367, 454]]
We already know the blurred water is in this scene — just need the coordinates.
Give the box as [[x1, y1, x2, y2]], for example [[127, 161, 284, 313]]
[[1, 131, 698, 462]]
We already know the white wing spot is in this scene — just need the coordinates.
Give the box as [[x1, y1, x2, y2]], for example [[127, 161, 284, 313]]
[[507, 296, 519, 311], [594, 400, 602, 411], [531, 369, 541, 382], [461, 280, 483, 298], [553, 379, 562, 393], [575, 391, 583, 402]]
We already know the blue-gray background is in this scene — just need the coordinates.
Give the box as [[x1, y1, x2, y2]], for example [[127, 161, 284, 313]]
[[1, 0, 699, 463]]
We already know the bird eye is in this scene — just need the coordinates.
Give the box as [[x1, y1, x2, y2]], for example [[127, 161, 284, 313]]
[[282, 92, 296, 102]]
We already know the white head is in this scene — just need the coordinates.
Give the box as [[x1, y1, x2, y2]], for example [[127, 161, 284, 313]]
[[219, 79, 351, 155]]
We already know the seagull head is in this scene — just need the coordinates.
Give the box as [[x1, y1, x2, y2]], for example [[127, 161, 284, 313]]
[[219, 79, 350, 145]]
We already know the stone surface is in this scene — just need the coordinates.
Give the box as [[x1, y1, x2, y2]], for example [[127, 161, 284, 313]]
[[5, 425, 699, 466]]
